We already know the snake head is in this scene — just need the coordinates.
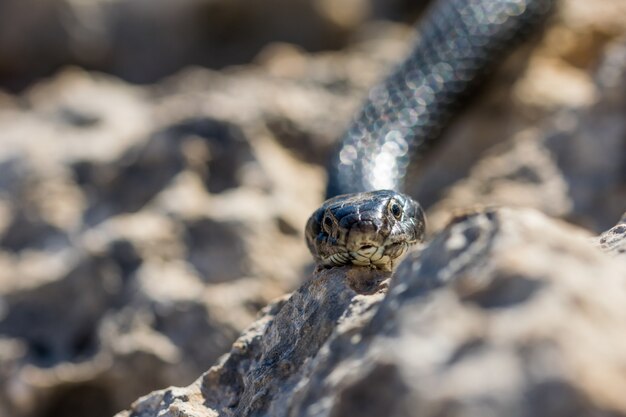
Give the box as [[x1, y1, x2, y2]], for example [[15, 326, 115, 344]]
[[305, 190, 425, 271]]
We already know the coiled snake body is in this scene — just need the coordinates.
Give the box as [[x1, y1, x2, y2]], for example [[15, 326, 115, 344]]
[[306, 0, 555, 270]]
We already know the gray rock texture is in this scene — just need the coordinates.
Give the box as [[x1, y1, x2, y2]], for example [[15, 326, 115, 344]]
[[412, 1, 626, 231], [0, 22, 413, 417], [0, 0, 422, 89], [116, 208, 626, 417]]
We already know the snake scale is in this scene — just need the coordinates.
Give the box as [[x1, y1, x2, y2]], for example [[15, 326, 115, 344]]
[[306, 0, 555, 270]]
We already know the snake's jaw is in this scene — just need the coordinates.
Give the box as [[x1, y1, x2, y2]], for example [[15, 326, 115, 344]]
[[322, 252, 351, 267], [319, 240, 415, 271]]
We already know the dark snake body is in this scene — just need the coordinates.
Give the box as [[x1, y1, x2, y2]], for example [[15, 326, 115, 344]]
[[307, 0, 555, 269], [327, 0, 555, 197]]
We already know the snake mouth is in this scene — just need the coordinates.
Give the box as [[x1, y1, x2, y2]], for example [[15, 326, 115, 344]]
[[322, 241, 412, 270]]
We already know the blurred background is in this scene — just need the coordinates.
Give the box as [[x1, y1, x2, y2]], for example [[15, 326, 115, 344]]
[[0, 0, 624, 416]]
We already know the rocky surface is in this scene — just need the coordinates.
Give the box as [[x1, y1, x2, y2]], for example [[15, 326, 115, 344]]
[[0, 0, 424, 90], [411, 0, 626, 230], [0, 0, 624, 416], [0, 21, 413, 417], [426, 34, 626, 232], [116, 208, 626, 417]]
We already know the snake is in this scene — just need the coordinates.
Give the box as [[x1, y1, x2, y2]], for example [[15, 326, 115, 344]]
[[306, 0, 555, 270]]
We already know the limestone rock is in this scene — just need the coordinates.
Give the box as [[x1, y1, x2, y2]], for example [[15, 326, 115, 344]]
[[424, 36, 626, 233], [0, 0, 408, 89], [0, 63, 328, 417], [0, 21, 419, 415], [117, 208, 626, 417], [411, 0, 626, 233]]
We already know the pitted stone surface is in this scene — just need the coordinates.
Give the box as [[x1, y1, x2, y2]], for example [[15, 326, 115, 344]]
[[117, 208, 626, 417]]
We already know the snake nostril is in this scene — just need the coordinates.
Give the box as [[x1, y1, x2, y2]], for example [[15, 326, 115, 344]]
[[360, 244, 374, 250]]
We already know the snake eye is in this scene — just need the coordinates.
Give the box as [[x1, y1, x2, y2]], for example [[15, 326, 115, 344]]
[[322, 214, 334, 233], [389, 200, 403, 219]]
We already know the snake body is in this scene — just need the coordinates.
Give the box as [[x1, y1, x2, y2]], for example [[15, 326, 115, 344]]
[[307, 0, 555, 269]]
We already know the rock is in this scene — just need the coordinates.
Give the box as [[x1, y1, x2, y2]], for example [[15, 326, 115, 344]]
[[116, 208, 626, 417], [0, 0, 409, 89], [424, 35, 626, 233], [0, 61, 329, 416], [410, 0, 626, 231]]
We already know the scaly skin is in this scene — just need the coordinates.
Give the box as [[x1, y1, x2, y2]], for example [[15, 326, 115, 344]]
[[326, 0, 555, 198]]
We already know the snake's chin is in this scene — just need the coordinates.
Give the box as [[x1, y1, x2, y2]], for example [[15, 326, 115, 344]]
[[321, 241, 412, 271]]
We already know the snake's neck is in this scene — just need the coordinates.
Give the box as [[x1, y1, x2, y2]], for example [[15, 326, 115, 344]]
[[326, 0, 555, 199]]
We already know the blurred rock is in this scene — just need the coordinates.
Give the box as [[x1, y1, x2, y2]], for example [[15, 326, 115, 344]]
[[0, 0, 415, 90], [116, 208, 626, 417], [0, 53, 333, 415], [410, 0, 626, 231], [425, 35, 626, 233]]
